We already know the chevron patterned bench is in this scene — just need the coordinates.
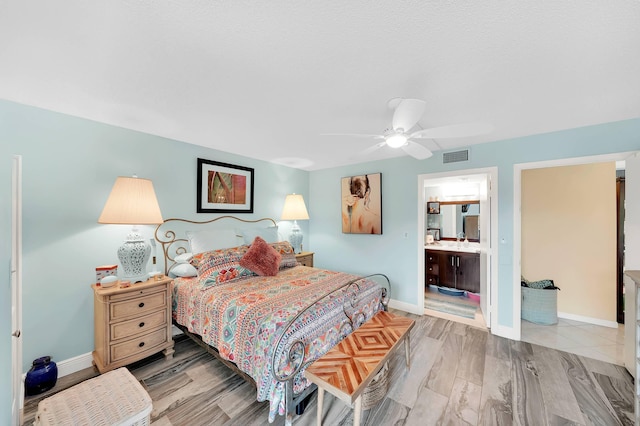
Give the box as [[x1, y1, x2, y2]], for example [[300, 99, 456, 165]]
[[305, 310, 415, 426]]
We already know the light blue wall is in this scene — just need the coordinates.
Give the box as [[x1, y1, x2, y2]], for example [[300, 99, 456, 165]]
[[0, 99, 308, 410], [1, 95, 639, 422], [308, 119, 640, 329]]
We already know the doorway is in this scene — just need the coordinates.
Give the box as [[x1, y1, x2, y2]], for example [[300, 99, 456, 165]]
[[417, 167, 498, 331], [12, 154, 23, 426], [616, 173, 625, 324], [512, 151, 635, 343]]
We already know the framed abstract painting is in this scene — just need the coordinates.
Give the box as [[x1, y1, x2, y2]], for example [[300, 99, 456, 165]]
[[197, 158, 254, 213]]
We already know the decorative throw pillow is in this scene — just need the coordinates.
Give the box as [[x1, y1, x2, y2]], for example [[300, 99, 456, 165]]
[[186, 229, 240, 254], [240, 226, 279, 244], [169, 263, 198, 278], [195, 245, 255, 287], [270, 241, 297, 269], [175, 252, 193, 264], [240, 236, 282, 276]]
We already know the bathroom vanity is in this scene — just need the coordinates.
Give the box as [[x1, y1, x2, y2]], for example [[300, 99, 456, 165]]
[[425, 246, 480, 293]]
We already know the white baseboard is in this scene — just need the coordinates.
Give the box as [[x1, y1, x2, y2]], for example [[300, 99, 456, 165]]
[[388, 299, 422, 315], [557, 312, 619, 328], [56, 352, 93, 378]]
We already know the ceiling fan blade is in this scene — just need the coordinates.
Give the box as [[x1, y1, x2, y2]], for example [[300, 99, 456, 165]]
[[392, 98, 426, 132], [321, 133, 384, 139], [350, 141, 386, 160], [402, 141, 433, 160], [357, 141, 386, 157], [409, 122, 493, 139]]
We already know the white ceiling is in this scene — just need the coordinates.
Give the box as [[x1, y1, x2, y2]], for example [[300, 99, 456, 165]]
[[1, 1, 639, 171]]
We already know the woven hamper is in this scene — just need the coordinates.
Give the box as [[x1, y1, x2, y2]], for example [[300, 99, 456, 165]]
[[34, 367, 152, 426], [362, 361, 389, 410], [521, 286, 558, 325]]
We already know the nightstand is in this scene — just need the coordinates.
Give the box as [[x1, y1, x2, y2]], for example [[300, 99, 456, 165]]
[[92, 276, 174, 374], [295, 251, 314, 267]]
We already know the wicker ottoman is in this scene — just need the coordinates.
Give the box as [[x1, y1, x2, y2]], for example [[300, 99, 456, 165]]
[[34, 367, 152, 426]]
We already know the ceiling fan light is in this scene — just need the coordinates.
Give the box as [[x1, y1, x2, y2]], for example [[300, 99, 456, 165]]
[[386, 133, 407, 148]]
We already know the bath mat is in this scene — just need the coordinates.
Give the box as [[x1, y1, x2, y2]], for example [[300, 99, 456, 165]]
[[425, 297, 477, 319]]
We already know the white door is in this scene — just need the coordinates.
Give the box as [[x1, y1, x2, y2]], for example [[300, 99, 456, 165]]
[[11, 155, 23, 426], [479, 175, 491, 327]]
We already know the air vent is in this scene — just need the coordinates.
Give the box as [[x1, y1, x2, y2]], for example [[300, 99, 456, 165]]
[[442, 149, 469, 164]]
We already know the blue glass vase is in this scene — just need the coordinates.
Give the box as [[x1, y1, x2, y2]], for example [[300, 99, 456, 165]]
[[25, 356, 58, 396]]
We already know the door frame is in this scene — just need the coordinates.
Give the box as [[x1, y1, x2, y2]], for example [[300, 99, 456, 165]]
[[12, 154, 23, 426], [418, 166, 499, 331], [512, 151, 635, 341]]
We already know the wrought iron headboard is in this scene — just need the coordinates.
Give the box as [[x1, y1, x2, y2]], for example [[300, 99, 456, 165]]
[[154, 216, 277, 275]]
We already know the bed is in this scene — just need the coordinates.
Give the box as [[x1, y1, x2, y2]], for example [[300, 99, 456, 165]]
[[154, 216, 390, 424]]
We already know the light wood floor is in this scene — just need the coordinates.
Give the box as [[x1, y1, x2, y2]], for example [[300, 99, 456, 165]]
[[23, 309, 635, 425]]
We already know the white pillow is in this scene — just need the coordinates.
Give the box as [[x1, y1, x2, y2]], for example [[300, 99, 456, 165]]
[[169, 263, 198, 278], [186, 230, 240, 254], [175, 252, 193, 263], [241, 226, 279, 244]]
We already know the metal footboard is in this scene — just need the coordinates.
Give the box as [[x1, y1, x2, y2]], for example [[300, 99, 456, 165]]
[[270, 274, 391, 425]]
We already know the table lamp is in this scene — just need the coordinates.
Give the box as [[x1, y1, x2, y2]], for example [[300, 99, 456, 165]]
[[280, 193, 309, 254], [98, 176, 163, 283]]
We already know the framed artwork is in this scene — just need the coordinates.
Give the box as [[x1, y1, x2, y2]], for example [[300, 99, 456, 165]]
[[427, 228, 440, 241], [341, 173, 382, 234], [197, 158, 254, 213], [427, 202, 440, 214]]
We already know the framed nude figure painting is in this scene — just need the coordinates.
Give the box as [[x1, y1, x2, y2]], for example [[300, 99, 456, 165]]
[[341, 173, 382, 234]]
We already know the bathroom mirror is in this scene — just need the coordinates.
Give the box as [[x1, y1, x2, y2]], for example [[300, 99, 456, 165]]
[[426, 200, 480, 242]]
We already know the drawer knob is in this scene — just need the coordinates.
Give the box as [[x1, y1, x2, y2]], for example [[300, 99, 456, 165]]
[[139, 342, 145, 348], [139, 322, 145, 328], [138, 302, 145, 308]]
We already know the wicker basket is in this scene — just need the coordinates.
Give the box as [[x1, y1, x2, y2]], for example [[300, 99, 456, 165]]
[[362, 361, 389, 410], [521, 286, 558, 325]]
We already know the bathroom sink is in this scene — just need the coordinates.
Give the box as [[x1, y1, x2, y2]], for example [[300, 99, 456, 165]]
[[424, 244, 481, 254]]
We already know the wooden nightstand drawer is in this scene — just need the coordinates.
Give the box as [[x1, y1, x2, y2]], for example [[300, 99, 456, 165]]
[[110, 327, 168, 362], [110, 290, 167, 321], [295, 252, 314, 267], [110, 309, 167, 341], [109, 285, 165, 302]]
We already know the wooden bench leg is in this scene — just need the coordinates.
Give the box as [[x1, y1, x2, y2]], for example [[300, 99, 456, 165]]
[[405, 334, 411, 369], [317, 388, 324, 426], [353, 396, 362, 426]]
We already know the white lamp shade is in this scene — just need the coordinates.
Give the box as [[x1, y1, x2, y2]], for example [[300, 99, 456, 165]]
[[98, 176, 163, 224], [280, 194, 309, 221]]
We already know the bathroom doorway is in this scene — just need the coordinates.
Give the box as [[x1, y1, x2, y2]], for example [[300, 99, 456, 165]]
[[417, 167, 498, 330]]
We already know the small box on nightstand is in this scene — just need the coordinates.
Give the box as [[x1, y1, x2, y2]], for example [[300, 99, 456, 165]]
[[95, 264, 118, 284]]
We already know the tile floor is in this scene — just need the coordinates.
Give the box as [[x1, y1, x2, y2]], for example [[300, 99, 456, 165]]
[[425, 290, 625, 366], [520, 317, 625, 366]]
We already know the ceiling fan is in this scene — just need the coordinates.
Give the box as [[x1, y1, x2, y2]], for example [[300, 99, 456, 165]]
[[324, 98, 493, 160]]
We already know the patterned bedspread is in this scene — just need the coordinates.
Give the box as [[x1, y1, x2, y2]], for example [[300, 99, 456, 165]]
[[172, 265, 383, 422]]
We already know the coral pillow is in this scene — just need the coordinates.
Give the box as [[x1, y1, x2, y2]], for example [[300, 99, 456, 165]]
[[240, 236, 282, 276]]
